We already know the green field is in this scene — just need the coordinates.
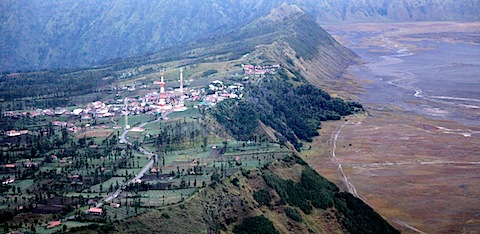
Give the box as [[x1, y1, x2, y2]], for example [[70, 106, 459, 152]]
[[116, 114, 153, 128], [88, 177, 125, 193]]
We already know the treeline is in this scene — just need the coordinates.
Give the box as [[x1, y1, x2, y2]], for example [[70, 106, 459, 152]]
[[0, 68, 116, 104], [233, 215, 279, 234], [263, 167, 339, 214], [210, 100, 259, 141], [211, 74, 362, 150], [262, 164, 399, 234]]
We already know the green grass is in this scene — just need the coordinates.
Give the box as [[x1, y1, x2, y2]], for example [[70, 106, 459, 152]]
[[166, 108, 201, 120], [116, 114, 154, 127], [140, 188, 198, 206], [114, 168, 142, 177], [105, 205, 150, 221], [88, 177, 125, 193], [15, 179, 34, 192]]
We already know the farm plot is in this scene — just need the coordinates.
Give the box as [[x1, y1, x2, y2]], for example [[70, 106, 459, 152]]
[[75, 129, 114, 139], [139, 188, 199, 206], [105, 205, 150, 221], [88, 177, 125, 193]]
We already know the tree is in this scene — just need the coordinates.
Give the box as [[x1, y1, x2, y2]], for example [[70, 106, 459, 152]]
[[203, 137, 208, 151], [233, 216, 279, 234]]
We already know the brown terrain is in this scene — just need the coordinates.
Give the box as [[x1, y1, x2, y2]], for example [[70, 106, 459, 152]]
[[301, 22, 480, 233]]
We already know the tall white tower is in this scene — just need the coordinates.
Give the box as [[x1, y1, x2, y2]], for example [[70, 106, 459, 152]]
[[124, 98, 130, 129], [179, 68, 184, 107], [153, 69, 174, 112], [156, 70, 166, 106], [179, 67, 184, 94]]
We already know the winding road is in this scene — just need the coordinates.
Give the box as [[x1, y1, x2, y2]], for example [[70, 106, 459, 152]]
[[96, 112, 170, 207]]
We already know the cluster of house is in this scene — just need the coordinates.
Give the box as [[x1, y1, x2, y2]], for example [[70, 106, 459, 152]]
[[136, 90, 188, 113], [52, 120, 81, 133], [2, 100, 119, 121], [199, 80, 244, 108], [243, 64, 280, 75]]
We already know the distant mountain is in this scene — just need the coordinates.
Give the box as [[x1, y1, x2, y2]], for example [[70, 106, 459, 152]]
[[297, 0, 480, 23], [1, 0, 479, 72], [0, 0, 274, 72]]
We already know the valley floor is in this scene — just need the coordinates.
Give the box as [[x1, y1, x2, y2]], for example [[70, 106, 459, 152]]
[[303, 22, 480, 233]]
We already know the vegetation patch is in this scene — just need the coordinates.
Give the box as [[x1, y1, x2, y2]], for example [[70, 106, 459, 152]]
[[263, 167, 338, 214], [263, 165, 398, 233], [252, 189, 271, 206], [233, 215, 279, 234], [285, 207, 302, 222], [211, 75, 362, 150], [334, 192, 400, 234], [202, 69, 218, 77]]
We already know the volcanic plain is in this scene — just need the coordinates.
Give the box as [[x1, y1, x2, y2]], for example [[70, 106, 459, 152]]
[[302, 22, 480, 233]]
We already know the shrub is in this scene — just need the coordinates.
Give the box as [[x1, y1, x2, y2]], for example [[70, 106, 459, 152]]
[[253, 189, 271, 206], [234, 216, 279, 234], [231, 177, 240, 187], [285, 207, 302, 222]]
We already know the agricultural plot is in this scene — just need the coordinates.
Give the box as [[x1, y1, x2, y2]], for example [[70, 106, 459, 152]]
[[139, 188, 198, 206], [105, 205, 150, 221], [116, 114, 154, 128], [114, 168, 142, 177], [88, 177, 125, 193], [64, 192, 103, 200], [166, 108, 201, 120], [35, 221, 101, 234], [15, 179, 34, 192], [75, 129, 114, 139]]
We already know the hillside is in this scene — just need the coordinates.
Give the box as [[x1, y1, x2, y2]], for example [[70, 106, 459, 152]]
[[109, 156, 398, 234], [1, 0, 479, 72]]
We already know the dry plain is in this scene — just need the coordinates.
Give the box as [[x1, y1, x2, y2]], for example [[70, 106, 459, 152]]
[[302, 22, 480, 233]]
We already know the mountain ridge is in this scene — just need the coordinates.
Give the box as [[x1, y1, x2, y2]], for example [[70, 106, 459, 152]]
[[1, 0, 479, 72]]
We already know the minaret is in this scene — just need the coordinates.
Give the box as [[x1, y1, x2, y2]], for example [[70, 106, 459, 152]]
[[178, 67, 184, 106], [153, 70, 167, 107], [158, 70, 166, 106], [179, 67, 184, 94], [124, 98, 130, 129]]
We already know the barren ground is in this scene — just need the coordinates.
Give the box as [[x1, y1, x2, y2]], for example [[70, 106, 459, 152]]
[[302, 22, 480, 234]]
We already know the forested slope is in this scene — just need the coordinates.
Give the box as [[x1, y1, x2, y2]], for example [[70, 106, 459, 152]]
[[210, 4, 362, 150]]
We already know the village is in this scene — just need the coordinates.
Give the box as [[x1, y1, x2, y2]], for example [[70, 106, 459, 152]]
[[0, 63, 283, 233]]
